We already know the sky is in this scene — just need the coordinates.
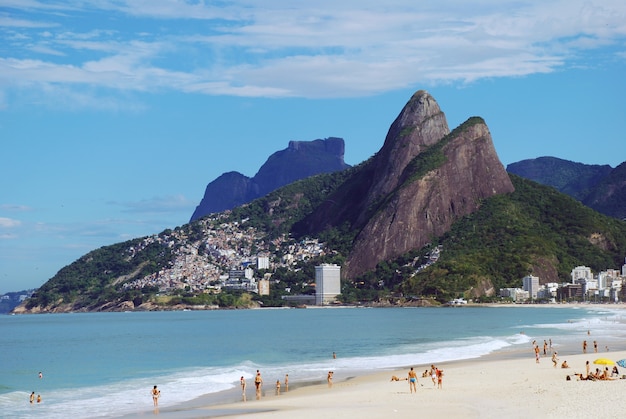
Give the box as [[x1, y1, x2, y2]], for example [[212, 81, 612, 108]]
[[1, 1, 625, 293]]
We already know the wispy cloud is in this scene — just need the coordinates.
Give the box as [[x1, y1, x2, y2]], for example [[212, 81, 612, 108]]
[[1, 0, 625, 105], [0, 217, 21, 228]]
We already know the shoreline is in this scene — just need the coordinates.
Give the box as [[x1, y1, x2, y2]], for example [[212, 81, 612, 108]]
[[122, 335, 626, 419]]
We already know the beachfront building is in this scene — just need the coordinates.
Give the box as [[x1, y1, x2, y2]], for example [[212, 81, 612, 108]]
[[522, 275, 540, 299], [571, 266, 592, 284], [500, 288, 529, 302], [315, 264, 341, 305]]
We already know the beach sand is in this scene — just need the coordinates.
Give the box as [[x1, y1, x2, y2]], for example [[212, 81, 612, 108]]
[[135, 343, 626, 419]]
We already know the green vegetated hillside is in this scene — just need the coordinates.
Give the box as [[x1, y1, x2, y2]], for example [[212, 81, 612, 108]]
[[26, 238, 175, 310], [396, 175, 626, 301], [23, 170, 626, 311]]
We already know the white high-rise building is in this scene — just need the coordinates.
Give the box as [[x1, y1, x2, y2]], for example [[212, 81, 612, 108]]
[[522, 275, 540, 299], [257, 256, 270, 270], [571, 266, 592, 284], [315, 264, 341, 305]]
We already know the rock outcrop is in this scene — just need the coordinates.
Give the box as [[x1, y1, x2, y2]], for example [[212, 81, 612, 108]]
[[190, 137, 350, 221], [294, 90, 515, 279]]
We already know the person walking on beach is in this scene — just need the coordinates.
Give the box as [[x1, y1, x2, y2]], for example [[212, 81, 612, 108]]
[[240, 376, 246, 394], [583, 340, 587, 353], [285, 374, 289, 391], [254, 370, 263, 399], [151, 385, 160, 406], [430, 365, 437, 386], [593, 340, 598, 353], [543, 340, 547, 355], [534, 344, 540, 363], [408, 367, 418, 393], [276, 379, 281, 395], [327, 371, 334, 387], [552, 352, 559, 368], [437, 369, 443, 389]]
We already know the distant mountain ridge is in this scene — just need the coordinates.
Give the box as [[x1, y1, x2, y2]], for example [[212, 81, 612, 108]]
[[507, 157, 625, 219], [190, 137, 350, 221]]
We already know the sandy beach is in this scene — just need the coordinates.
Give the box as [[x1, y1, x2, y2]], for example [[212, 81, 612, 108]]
[[138, 338, 626, 419]]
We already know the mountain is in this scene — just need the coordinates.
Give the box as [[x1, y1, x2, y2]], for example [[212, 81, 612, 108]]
[[293, 91, 514, 278], [15, 90, 626, 313], [582, 161, 626, 220], [507, 157, 612, 201], [507, 157, 625, 219], [190, 137, 350, 221]]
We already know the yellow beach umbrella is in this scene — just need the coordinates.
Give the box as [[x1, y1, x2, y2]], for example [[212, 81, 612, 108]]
[[593, 358, 615, 365]]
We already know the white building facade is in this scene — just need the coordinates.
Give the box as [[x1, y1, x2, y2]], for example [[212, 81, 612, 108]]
[[315, 264, 341, 305], [522, 275, 540, 299], [571, 266, 593, 284]]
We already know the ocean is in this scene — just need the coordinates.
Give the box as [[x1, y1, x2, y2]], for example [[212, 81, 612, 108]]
[[2, 305, 626, 418]]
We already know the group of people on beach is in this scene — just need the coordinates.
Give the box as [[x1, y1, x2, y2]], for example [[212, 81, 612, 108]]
[[401, 364, 443, 393], [239, 369, 292, 401], [569, 360, 621, 381]]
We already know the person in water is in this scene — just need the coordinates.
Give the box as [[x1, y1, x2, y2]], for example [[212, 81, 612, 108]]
[[151, 385, 160, 406]]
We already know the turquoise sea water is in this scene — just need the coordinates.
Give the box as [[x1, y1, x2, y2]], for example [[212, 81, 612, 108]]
[[2, 306, 626, 418]]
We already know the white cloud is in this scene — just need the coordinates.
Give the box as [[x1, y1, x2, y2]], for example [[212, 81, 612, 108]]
[[0, 217, 21, 228], [1, 0, 625, 103]]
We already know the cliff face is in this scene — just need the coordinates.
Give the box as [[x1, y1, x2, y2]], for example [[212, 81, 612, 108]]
[[191, 137, 350, 221], [294, 90, 515, 279], [345, 118, 514, 278]]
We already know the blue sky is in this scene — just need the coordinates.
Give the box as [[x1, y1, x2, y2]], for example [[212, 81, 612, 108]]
[[1, 1, 625, 293]]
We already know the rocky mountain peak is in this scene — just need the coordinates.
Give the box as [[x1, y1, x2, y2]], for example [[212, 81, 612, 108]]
[[190, 137, 350, 222], [367, 90, 450, 202]]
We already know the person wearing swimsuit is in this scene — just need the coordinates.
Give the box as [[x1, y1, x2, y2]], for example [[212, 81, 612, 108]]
[[408, 367, 418, 393]]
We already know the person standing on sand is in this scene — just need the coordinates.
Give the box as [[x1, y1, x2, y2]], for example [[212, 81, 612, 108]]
[[276, 379, 281, 395], [327, 371, 334, 387], [240, 376, 246, 394], [543, 340, 547, 355], [151, 385, 160, 406], [586, 360, 590, 378], [408, 367, 418, 393], [430, 365, 437, 386], [593, 340, 598, 353], [437, 369, 443, 389], [285, 374, 289, 391], [254, 370, 263, 399], [534, 345, 540, 363]]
